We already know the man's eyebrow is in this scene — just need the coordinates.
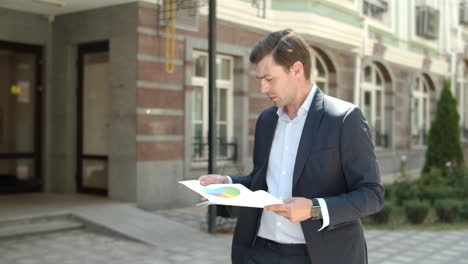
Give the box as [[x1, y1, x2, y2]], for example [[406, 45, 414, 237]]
[[256, 75, 271, 80]]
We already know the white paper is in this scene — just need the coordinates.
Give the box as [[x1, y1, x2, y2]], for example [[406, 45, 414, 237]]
[[179, 180, 283, 208]]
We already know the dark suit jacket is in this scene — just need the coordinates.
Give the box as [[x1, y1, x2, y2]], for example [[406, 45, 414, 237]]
[[230, 88, 384, 264]]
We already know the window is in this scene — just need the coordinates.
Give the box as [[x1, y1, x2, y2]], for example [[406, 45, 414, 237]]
[[457, 63, 464, 131], [464, 83, 468, 139], [416, 5, 439, 39], [361, 64, 387, 148], [251, 0, 266, 18], [363, 0, 390, 23], [310, 48, 329, 94], [160, 0, 200, 31], [191, 51, 236, 162], [455, 81, 468, 140], [459, 62, 468, 139], [460, 0, 468, 25], [412, 76, 431, 146]]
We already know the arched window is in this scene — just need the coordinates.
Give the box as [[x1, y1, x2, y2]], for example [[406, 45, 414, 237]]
[[412, 75, 431, 146], [361, 64, 387, 147], [457, 62, 468, 140], [310, 48, 329, 94]]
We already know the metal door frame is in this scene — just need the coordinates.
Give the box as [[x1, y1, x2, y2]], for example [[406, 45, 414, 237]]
[[0, 40, 43, 193], [76, 40, 109, 196]]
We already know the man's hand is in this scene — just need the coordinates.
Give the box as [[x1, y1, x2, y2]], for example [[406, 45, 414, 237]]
[[198, 174, 229, 186], [197, 175, 229, 201], [264, 197, 313, 223]]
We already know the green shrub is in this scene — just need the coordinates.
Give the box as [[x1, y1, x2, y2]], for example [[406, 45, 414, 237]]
[[418, 167, 445, 186], [383, 184, 396, 202], [434, 199, 462, 223], [418, 185, 455, 205], [445, 166, 465, 186], [404, 200, 430, 224], [394, 181, 419, 206], [453, 167, 468, 199], [459, 200, 468, 220], [369, 201, 394, 224]]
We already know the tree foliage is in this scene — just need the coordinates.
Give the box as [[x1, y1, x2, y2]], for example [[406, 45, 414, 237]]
[[423, 80, 464, 173]]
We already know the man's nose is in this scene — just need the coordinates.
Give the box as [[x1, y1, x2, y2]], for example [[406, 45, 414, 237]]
[[260, 80, 269, 93]]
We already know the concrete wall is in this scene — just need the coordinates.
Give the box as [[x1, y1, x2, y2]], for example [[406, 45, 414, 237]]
[[0, 8, 49, 46], [51, 3, 138, 201]]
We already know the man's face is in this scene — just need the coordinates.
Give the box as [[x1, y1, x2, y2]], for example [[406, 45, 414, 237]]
[[255, 54, 297, 108]]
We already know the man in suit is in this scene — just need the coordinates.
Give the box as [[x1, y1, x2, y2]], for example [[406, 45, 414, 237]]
[[199, 29, 384, 264]]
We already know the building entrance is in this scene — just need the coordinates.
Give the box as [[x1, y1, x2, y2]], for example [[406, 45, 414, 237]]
[[0, 41, 42, 193]]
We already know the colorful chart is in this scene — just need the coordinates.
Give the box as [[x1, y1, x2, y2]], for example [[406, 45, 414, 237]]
[[202, 186, 241, 198]]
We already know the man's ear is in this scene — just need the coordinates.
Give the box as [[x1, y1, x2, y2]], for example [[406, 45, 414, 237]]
[[291, 61, 305, 79]]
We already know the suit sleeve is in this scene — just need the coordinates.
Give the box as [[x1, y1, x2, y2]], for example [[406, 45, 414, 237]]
[[324, 106, 385, 230], [229, 112, 266, 189]]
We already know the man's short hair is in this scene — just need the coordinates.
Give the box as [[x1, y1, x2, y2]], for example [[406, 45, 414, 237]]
[[249, 29, 312, 80]]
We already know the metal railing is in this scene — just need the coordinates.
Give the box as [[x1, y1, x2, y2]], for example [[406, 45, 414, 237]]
[[192, 137, 237, 162], [375, 131, 389, 148], [412, 130, 428, 146]]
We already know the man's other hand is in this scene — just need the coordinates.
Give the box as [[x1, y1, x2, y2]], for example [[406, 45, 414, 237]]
[[264, 197, 313, 223], [198, 174, 229, 186]]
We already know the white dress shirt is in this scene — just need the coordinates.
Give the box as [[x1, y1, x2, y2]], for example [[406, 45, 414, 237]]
[[257, 83, 329, 244], [227, 83, 330, 244]]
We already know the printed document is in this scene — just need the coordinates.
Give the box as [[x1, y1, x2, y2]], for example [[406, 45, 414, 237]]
[[179, 180, 283, 208]]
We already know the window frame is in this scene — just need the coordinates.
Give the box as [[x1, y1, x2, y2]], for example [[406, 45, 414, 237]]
[[411, 76, 431, 146], [191, 50, 235, 161], [363, 0, 391, 24], [458, 62, 468, 141], [412, 1, 440, 47], [310, 48, 329, 95], [361, 63, 387, 148], [362, 0, 395, 33]]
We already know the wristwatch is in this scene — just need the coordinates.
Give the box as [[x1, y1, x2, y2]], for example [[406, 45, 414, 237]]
[[311, 198, 322, 219]]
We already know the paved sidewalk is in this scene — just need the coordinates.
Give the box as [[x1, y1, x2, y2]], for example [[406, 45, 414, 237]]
[[366, 230, 468, 264], [0, 229, 232, 264], [1, 195, 468, 264], [2, 206, 468, 264], [3, 227, 468, 264], [0, 193, 221, 248]]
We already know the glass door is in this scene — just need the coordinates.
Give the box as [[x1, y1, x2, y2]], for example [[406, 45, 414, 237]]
[[77, 41, 109, 195], [0, 41, 42, 193]]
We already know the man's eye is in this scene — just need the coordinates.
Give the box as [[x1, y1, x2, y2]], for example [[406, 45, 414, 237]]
[[265, 78, 272, 81]]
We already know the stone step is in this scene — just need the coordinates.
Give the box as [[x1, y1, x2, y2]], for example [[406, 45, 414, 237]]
[[0, 214, 84, 239]]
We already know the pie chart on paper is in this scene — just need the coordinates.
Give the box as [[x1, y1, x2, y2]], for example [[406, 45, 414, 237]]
[[202, 186, 241, 198]]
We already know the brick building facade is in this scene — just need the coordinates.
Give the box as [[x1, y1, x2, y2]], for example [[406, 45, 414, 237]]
[[0, 0, 467, 209]]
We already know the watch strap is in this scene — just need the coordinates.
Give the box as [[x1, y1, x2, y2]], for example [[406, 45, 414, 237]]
[[311, 198, 322, 219]]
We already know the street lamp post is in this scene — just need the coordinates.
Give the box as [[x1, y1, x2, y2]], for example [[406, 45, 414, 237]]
[[207, 0, 217, 234]]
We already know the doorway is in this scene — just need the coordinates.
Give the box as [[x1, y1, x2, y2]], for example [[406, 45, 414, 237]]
[[77, 41, 109, 195], [0, 41, 43, 193]]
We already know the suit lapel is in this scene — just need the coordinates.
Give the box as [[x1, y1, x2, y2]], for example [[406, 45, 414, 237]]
[[251, 108, 278, 191], [262, 109, 279, 164], [292, 89, 325, 188]]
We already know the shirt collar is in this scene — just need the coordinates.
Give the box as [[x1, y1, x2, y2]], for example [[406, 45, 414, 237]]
[[276, 83, 318, 119]]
